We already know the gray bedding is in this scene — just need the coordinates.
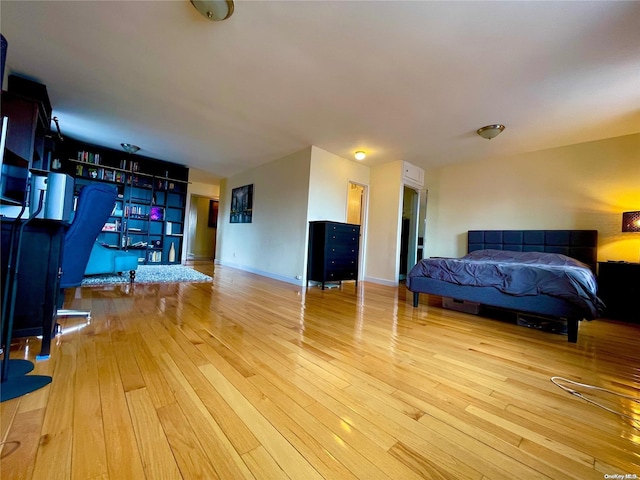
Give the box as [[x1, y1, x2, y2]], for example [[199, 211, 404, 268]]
[[407, 249, 604, 318]]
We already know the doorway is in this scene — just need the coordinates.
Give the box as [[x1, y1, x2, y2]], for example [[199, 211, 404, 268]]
[[347, 181, 367, 281], [187, 194, 217, 262], [399, 185, 427, 281]]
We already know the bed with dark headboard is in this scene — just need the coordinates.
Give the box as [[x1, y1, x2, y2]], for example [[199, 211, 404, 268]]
[[407, 230, 603, 342]]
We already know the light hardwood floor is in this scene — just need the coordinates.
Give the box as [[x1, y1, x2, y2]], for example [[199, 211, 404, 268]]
[[1, 264, 639, 479]]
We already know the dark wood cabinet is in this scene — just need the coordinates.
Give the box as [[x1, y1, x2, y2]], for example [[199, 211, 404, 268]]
[[597, 261, 640, 322], [1, 218, 66, 356], [307, 221, 360, 289], [1, 82, 50, 170]]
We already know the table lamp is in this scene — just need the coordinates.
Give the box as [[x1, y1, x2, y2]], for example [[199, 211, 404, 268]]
[[622, 210, 640, 262]]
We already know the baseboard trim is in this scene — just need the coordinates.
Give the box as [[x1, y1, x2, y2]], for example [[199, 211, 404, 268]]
[[216, 260, 302, 286]]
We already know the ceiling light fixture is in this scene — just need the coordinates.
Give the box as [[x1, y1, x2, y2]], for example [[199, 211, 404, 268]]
[[476, 124, 505, 140], [121, 143, 140, 154], [354, 151, 366, 161], [190, 0, 234, 21]]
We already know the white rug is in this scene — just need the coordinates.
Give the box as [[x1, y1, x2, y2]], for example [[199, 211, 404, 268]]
[[81, 265, 212, 286]]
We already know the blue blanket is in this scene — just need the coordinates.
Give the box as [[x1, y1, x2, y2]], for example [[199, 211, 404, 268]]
[[407, 250, 604, 318]]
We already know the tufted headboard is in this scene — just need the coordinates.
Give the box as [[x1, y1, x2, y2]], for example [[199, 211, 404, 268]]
[[467, 230, 598, 272]]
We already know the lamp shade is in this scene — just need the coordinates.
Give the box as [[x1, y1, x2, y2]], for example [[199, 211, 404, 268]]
[[121, 143, 140, 154], [476, 124, 505, 140], [191, 0, 234, 21], [622, 211, 640, 232]]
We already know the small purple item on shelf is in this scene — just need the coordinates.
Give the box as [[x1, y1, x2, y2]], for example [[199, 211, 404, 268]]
[[150, 206, 163, 221]]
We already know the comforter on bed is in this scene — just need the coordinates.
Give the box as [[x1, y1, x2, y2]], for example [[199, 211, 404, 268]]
[[406, 250, 605, 318]]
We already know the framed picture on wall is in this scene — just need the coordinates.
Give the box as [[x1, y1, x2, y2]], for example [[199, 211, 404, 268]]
[[230, 184, 253, 224], [208, 200, 219, 228]]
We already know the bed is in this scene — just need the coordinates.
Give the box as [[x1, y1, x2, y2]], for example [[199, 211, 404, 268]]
[[406, 230, 604, 342]]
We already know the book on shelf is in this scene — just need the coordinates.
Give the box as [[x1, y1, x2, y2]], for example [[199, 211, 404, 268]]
[[77, 151, 101, 164]]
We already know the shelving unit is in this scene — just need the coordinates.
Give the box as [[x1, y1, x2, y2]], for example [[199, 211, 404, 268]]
[[62, 139, 188, 265]]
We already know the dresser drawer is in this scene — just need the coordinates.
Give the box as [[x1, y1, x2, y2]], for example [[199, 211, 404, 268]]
[[326, 231, 359, 244], [327, 256, 357, 269], [326, 244, 358, 257], [327, 223, 359, 235], [326, 268, 357, 281]]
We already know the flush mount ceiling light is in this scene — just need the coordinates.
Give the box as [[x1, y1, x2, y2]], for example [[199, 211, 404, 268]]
[[354, 151, 366, 161], [121, 143, 140, 154], [476, 124, 505, 140], [190, 0, 234, 21]]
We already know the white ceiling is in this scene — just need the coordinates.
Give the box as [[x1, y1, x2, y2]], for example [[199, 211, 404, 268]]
[[2, 1, 639, 182]]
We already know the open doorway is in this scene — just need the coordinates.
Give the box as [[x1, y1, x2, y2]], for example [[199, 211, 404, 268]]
[[347, 181, 367, 280], [187, 194, 218, 262], [399, 186, 418, 281], [399, 186, 427, 281]]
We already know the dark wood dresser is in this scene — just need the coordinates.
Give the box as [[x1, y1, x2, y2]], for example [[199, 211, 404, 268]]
[[597, 261, 640, 322], [307, 221, 360, 289]]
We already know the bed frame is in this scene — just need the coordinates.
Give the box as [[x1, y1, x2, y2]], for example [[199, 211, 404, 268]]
[[409, 230, 599, 342]]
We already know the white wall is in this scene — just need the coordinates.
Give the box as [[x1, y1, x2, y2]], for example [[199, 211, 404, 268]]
[[307, 146, 370, 221], [424, 133, 640, 262], [365, 160, 403, 285], [216, 148, 312, 283]]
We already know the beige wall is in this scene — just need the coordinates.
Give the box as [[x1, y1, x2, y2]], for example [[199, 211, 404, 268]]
[[365, 160, 403, 285], [216, 146, 372, 284], [307, 146, 370, 222], [425, 133, 640, 262], [216, 148, 312, 283]]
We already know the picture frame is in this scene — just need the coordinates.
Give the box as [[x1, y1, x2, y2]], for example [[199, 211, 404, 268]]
[[230, 184, 253, 224]]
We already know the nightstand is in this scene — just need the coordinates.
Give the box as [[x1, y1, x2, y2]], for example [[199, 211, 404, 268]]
[[597, 261, 640, 322]]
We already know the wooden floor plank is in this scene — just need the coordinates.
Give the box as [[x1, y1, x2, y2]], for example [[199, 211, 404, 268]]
[[241, 445, 291, 480], [157, 352, 257, 479], [0, 264, 637, 479], [125, 387, 182, 479], [29, 342, 76, 480], [199, 363, 325, 480], [156, 402, 221, 480], [97, 345, 146, 480], [71, 339, 109, 480]]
